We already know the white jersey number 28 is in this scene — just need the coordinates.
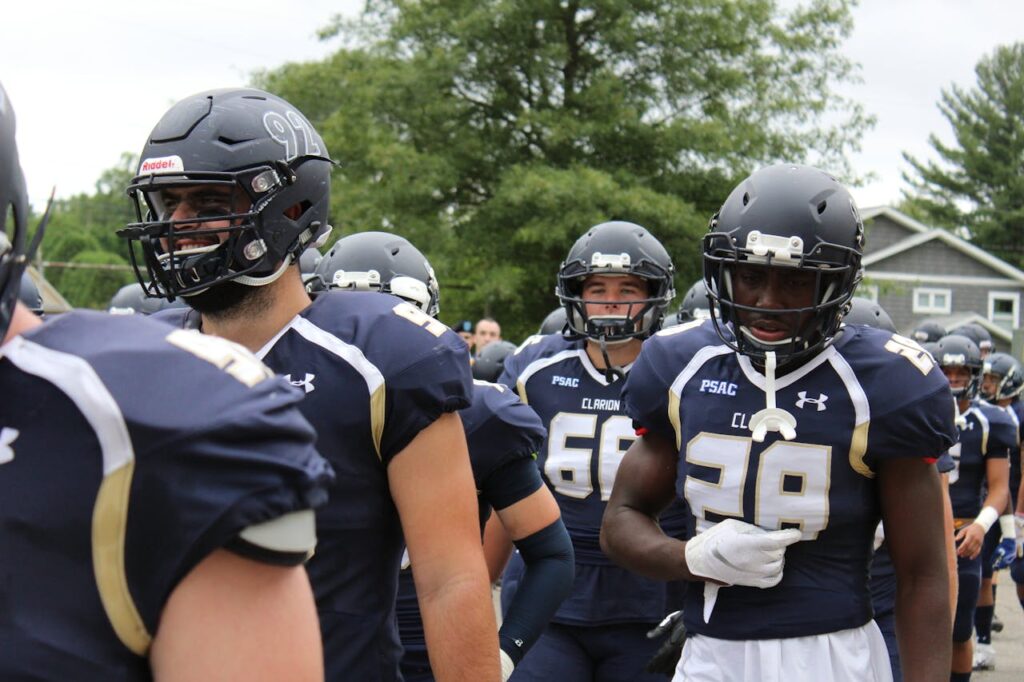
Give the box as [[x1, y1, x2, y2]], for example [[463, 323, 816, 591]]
[[685, 432, 831, 540]]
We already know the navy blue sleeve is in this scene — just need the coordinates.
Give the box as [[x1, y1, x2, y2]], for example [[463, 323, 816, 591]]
[[380, 339, 474, 463], [984, 409, 1016, 460], [483, 457, 545, 511], [622, 332, 677, 440], [499, 518, 574, 665], [124, 375, 333, 635], [863, 350, 959, 467], [466, 382, 546, 507]]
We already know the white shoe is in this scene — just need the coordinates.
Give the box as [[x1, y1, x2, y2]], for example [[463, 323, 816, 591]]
[[973, 642, 996, 670]]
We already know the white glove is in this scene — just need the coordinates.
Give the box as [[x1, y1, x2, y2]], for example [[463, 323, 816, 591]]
[[685, 519, 802, 589], [500, 649, 515, 682]]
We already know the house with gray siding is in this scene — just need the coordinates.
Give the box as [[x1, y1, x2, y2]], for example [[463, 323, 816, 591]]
[[856, 206, 1024, 353]]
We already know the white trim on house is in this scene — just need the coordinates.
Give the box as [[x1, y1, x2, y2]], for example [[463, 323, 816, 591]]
[[912, 287, 952, 314], [860, 206, 934, 234], [987, 291, 1020, 329], [920, 312, 1012, 343], [861, 272, 1022, 287]]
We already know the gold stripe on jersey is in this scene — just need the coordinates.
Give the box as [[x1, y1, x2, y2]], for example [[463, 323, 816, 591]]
[[668, 388, 682, 450], [92, 460, 151, 655], [371, 382, 386, 459], [849, 420, 873, 479]]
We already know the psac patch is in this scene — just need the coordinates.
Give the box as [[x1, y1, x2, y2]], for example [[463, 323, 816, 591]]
[[699, 379, 737, 396]]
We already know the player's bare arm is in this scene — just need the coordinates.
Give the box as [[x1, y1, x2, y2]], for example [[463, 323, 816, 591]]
[[389, 411, 500, 682], [600, 432, 696, 581], [955, 457, 1010, 559], [878, 457, 951, 682], [150, 550, 323, 682]]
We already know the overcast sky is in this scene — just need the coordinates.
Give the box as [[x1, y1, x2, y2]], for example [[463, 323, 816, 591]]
[[3, 1, 1022, 212]]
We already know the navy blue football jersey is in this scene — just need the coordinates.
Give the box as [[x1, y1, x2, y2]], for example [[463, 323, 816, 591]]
[[624, 321, 958, 639], [0, 311, 331, 681], [499, 333, 689, 625], [156, 291, 473, 681], [1002, 399, 1023, 507], [948, 400, 1014, 519], [397, 379, 546, 668]]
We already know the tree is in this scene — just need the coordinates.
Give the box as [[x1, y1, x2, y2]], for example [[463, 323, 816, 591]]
[[40, 153, 137, 308], [258, 0, 871, 339], [903, 43, 1024, 266]]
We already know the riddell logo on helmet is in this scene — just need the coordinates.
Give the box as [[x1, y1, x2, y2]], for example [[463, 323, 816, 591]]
[[139, 155, 185, 175]]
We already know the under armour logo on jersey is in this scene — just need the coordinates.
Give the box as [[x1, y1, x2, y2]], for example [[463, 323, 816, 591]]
[[795, 391, 828, 411], [285, 373, 316, 394], [0, 427, 19, 465]]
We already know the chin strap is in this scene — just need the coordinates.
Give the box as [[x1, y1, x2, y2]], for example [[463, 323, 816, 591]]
[[748, 351, 798, 442], [597, 335, 626, 383]]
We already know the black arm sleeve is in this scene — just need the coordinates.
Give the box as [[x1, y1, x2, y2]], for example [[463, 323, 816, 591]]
[[498, 518, 575, 665]]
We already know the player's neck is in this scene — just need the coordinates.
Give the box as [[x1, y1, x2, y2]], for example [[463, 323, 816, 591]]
[[2, 302, 42, 346], [956, 398, 971, 414], [201, 272, 311, 353], [585, 337, 642, 370]]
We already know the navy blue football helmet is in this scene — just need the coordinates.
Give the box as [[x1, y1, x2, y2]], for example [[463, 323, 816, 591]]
[[675, 279, 711, 324], [981, 351, 1024, 402], [841, 297, 896, 333], [911, 321, 946, 344], [315, 231, 440, 317], [703, 165, 864, 364], [935, 334, 983, 400], [0, 83, 49, 339], [472, 340, 517, 383], [538, 307, 567, 335], [119, 88, 334, 300], [557, 221, 675, 343]]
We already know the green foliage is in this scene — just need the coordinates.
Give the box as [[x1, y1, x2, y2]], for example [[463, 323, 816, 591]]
[[40, 153, 137, 308], [903, 43, 1024, 266], [256, 0, 869, 340]]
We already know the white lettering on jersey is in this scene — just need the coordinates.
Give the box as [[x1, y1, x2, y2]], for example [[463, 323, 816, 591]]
[[0, 427, 18, 465], [699, 379, 738, 396], [731, 412, 749, 430], [581, 397, 621, 411], [285, 373, 316, 394], [551, 375, 580, 388]]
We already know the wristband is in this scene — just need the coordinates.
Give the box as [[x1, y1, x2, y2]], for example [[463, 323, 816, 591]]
[[1000, 514, 1016, 539], [974, 505, 999, 533]]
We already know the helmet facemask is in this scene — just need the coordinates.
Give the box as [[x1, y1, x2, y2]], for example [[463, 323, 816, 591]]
[[120, 157, 330, 300], [558, 251, 674, 344], [703, 229, 862, 367]]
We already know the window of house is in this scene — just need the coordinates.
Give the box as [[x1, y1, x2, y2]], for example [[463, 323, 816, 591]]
[[988, 292, 1020, 330], [912, 287, 951, 314]]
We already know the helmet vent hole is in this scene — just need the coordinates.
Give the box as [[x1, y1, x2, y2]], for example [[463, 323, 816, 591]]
[[742, 192, 750, 206], [817, 200, 827, 214]]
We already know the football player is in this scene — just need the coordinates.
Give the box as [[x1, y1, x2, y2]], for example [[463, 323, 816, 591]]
[[497, 221, 689, 681], [846, 298, 957, 682], [974, 351, 1024, 668], [933, 334, 1014, 681], [315, 231, 575, 681], [118, 89, 500, 681], [0, 82, 332, 681], [601, 165, 958, 682]]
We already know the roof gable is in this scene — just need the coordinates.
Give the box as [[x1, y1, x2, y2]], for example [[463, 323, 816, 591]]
[[860, 207, 1024, 283]]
